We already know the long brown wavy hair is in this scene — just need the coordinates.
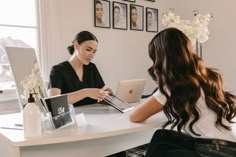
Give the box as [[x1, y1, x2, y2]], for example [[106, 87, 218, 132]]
[[148, 27, 236, 135]]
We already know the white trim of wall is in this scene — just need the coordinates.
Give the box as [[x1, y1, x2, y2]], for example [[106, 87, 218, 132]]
[[38, 0, 63, 79]]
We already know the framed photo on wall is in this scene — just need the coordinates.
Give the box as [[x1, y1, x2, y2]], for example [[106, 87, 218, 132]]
[[94, 0, 110, 28], [113, 2, 127, 30], [130, 4, 144, 31], [122, 0, 136, 2], [146, 7, 158, 32]]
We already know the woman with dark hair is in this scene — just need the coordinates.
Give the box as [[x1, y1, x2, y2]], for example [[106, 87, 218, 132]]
[[130, 28, 236, 156], [48, 31, 112, 107]]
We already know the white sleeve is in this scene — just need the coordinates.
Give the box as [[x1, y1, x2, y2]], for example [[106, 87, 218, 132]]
[[153, 89, 167, 105]]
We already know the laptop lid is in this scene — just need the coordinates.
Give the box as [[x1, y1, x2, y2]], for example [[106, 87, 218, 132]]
[[115, 79, 146, 103]]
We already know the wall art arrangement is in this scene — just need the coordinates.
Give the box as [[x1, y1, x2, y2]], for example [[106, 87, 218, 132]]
[[94, 0, 158, 33]]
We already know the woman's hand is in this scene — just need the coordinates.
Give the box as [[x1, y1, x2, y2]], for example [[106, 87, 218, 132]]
[[104, 88, 114, 95], [86, 88, 109, 102]]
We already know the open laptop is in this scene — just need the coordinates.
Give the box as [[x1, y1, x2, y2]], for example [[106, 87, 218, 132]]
[[115, 79, 146, 103]]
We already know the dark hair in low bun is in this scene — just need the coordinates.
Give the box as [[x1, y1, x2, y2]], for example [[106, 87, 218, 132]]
[[67, 31, 98, 55], [67, 45, 74, 55]]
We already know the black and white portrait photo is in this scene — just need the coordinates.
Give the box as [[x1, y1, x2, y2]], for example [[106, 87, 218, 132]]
[[130, 4, 144, 31], [113, 2, 127, 30], [122, 0, 136, 2], [146, 7, 158, 32], [94, 0, 110, 28]]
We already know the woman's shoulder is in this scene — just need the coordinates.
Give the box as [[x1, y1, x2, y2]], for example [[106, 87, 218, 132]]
[[84, 62, 97, 69], [84, 62, 101, 75], [51, 61, 70, 72], [88, 62, 96, 66], [53, 61, 69, 67]]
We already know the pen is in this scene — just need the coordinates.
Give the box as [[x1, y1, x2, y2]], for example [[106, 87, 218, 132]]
[[0, 126, 23, 130], [15, 123, 23, 127]]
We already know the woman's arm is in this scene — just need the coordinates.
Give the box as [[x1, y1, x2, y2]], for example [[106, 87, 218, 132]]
[[129, 96, 163, 123], [47, 88, 107, 104]]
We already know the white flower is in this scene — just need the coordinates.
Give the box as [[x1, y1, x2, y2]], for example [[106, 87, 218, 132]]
[[20, 61, 44, 103], [162, 9, 213, 46]]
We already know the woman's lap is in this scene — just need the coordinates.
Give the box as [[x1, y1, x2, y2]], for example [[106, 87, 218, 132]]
[[145, 129, 236, 157]]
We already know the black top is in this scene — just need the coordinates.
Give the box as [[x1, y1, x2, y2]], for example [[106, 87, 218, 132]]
[[48, 61, 105, 106]]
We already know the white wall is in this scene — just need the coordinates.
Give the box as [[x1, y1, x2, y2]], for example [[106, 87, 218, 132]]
[[40, 0, 236, 95]]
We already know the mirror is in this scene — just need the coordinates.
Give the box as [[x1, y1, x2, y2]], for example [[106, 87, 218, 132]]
[[6, 47, 47, 109]]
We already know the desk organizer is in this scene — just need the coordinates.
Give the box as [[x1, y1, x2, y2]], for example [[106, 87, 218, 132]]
[[41, 104, 78, 132]]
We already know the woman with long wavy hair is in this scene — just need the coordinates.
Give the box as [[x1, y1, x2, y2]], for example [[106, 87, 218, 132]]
[[130, 28, 236, 157]]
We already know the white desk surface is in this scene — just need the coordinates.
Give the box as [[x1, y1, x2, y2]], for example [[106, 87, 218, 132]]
[[0, 101, 167, 157]]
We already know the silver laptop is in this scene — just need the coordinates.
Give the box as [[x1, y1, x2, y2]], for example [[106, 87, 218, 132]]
[[115, 79, 146, 103]]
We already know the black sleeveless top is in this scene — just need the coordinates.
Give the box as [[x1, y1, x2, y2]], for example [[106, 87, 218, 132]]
[[48, 61, 105, 106]]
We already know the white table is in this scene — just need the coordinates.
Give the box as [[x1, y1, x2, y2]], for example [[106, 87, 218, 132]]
[[0, 102, 167, 157]]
